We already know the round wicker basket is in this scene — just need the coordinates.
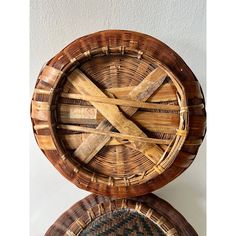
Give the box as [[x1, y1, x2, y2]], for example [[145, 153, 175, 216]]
[[31, 30, 206, 198], [45, 193, 197, 236]]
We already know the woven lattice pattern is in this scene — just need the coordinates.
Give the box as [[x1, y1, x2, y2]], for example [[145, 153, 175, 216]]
[[45, 194, 198, 236], [80, 209, 165, 236], [31, 30, 206, 197]]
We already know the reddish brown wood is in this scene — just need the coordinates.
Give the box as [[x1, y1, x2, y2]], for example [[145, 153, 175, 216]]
[[31, 30, 206, 198], [45, 193, 197, 236]]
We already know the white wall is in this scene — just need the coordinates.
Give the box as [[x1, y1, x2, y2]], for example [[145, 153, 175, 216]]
[[30, 1, 206, 235]]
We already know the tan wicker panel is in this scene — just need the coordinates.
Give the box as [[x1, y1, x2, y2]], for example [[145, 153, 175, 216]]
[[31, 30, 206, 197]]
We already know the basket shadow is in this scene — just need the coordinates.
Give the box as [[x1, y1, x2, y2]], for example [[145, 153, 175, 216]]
[[153, 171, 206, 235]]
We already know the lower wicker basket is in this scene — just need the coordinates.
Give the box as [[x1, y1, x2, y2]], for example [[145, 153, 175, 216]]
[[45, 193, 197, 236]]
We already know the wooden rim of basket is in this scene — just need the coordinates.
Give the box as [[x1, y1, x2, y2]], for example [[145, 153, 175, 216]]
[[31, 30, 206, 197], [45, 193, 197, 236]]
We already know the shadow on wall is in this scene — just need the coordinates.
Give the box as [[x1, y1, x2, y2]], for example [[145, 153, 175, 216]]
[[154, 180, 205, 235]]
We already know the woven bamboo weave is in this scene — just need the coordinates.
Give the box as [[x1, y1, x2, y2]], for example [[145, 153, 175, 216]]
[[31, 30, 206, 197], [45, 194, 197, 236]]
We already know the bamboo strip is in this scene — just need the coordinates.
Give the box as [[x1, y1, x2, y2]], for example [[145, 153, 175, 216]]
[[39, 65, 63, 86], [154, 92, 188, 171], [34, 124, 49, 130], [60, 92, 180, 110], [106, 80, 202, 102], [35, 134, 56, 150], [58, 106, 179, 133], [58, 104, 100, 125], [70, 68, 167, 164], [63, 80, 177, 102], [60, 133, 130, 150], [60, 133, 201, 150], [31, 101, 49, 121], [34, 88, 52, 95], [57, 124, 173, 144], [31, 100, 50, 111]]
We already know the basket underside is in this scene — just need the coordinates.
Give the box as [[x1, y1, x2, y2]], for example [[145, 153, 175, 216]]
[[45, 194, 197, 236], [31, 30, 206, 197]]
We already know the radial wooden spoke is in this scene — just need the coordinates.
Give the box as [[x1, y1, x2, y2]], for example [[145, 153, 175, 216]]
[[67, 67, 168, 164]]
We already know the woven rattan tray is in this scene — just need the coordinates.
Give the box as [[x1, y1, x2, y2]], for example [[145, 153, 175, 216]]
[[31, 30, 206, 198], [45, 193, 197, 236]]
